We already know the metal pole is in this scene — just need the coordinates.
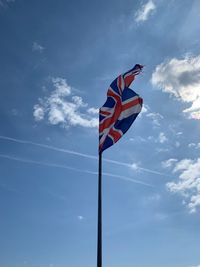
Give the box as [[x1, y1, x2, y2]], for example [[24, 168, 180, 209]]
[[97, 152, 102, 267]]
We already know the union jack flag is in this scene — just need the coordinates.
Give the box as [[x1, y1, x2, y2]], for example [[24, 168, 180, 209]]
[[99, 64, 143, 153]]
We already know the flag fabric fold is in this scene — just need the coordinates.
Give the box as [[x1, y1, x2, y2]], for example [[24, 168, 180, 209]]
[[99, 64, 143, 153]]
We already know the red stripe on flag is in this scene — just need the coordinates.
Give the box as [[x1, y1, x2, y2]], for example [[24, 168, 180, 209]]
[[122, 97, 142, 111], [109, 128, 122, 142], [124, 75, 135, 87], [99, 103, 122, 133], [100, 110, 111, 116]]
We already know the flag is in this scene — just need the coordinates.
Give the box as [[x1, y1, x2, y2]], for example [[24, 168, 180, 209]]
[[99, 64, 143, 153]]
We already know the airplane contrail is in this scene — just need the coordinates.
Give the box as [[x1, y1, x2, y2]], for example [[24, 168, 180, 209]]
[[0, 135, 169, 177], [0, 135, 97, 159], [0, 154, 153, 188]]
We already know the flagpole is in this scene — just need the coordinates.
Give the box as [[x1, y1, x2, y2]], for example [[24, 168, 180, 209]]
[[97, 152, 102, 267]]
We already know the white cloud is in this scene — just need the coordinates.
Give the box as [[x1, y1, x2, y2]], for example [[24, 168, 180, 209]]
[[32, 42, 45, 53], [141, 104, 149, 114], [188, 142, 200, 149], [152, 55, 200, 120], [131, 163, 139, 170], [146, 112, 163, 126], [166, 158, 200, 213], [141, 132, 170, 151], [142, 193, 161, 206], [188, 143, 195, 148], [51, 77, 71, 96], [87, 107, 99, 114], [189, 265, 200, 267], [135, 0, 156, 22], [33, 105, 44, 121], [130, 136, 146, 142], [158, 132, 168, 143], [149, 132, 168, 145], [162, 158, 178, 169], [156, 147, 169, 153], [33, 77, 98, 128], [140, 104, 163, 126]]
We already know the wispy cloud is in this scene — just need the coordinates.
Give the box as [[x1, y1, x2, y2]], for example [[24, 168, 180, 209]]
[[141, 104, 148, 114], [0, 135, 98, 160], [0, 0, 15, 7], [87, 107, 99, 115], [102, 171, 153, 187], [0, 135, 170, 177], [152, 55, 200, 120], [158, 132, 168, 144], [142, 193, 161, 207], [135, 0, 156, 23], [166, 158, 200, 213], [146, 112, 163, 127], [162, 158, 178, 169], [155, 147, 169, 153], [32, 42, 45, 53], [0, 154, 153, 188], [33, 77, 98, 128], [143, 132, 168, 146], [188, 142, 200, 149], [111, 159, 170, 177], [142, 105, 163, 126]]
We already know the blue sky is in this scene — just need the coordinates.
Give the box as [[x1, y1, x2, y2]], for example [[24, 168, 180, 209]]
[[0, 0, 200, 266]]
